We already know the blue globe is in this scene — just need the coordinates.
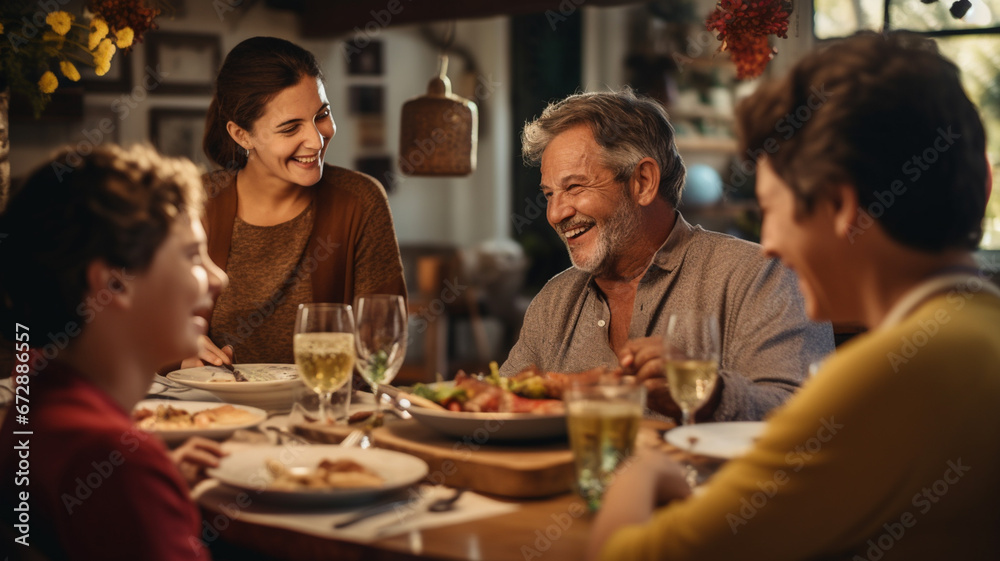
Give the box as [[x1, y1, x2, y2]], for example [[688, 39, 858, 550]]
[[682, 164, 724, 207]]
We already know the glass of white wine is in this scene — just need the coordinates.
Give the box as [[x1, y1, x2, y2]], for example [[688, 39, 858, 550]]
[[293, 303, 356, 424], [353, 294, 407, 440], [565, 381, 646, 511], [664, 311, 721, 427]]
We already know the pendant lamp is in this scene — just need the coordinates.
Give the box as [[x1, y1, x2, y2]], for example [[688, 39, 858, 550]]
[[399, 54, 478, 176]]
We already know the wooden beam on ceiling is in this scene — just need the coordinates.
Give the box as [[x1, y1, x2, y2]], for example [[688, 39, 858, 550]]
[[298, 0, 642, 37]]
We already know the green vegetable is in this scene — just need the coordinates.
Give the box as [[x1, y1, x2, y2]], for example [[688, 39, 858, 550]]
[[412, 383, 467, 405], [509, 376, 548, 399]]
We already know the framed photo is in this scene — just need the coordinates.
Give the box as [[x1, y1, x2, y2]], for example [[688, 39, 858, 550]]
[[149, 108, 210, 169], [347, 39, 383, 75], [145, 32, 222, 95], [349, 85, 384, 116], [356, 115, 386, 148], [355, 156, 395, 194], [81, 54, 133, 93]]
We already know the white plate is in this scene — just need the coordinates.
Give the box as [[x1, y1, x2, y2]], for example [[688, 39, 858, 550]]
[[386, 382, 567, 442], [405, 406, 567, 442], [665, 421, 766, 459], [133, 400, 266, 443], [209, 446, 428, 506], [166, 364, 305, 411]]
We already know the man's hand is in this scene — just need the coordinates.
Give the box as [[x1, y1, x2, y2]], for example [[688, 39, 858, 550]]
[[617, 336, 666, 381], [180, 335, 235, 369], [170, 436, 227, 487], [619, 336, 724, 421]]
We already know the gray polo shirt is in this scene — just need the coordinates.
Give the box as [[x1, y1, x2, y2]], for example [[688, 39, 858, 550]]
[[500, 213, 834, 422]]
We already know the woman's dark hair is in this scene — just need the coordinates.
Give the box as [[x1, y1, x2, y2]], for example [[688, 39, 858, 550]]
[[0, 144, 203, 339], [203, 36, 324, 170], [736, 31, 988, 252]]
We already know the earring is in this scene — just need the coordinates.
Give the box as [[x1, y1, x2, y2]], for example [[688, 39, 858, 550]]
[[244, 147, 250, 158]]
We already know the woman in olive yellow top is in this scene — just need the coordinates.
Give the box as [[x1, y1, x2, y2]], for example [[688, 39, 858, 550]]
[[590, 31, 1000, 561]]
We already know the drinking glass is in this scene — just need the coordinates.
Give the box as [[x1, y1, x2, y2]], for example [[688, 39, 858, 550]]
[[664, 311, 721, 427], [293, 303, 356, 424], [564, 381, 646, 511], [354, 294, 407, 431]]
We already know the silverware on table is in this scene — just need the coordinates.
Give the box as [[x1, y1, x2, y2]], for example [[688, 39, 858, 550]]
[[220, 361, 248, 382], [373, 487, 467, 535], [332, 496, 417, 529], [340, 429, 365, 448]]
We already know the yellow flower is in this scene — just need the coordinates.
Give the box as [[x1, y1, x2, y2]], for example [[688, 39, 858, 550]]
[[93, 38, 116, 66], [60, 61, 81, 82], [88, 17, 109, 50], [114, 27, 134, 49], [45, 11, 74, 36], [95, 61, 112, 77], [38, 71, 59, 94]]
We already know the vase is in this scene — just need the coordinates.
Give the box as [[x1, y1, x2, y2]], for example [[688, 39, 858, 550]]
[[0, 88, 9, 212]]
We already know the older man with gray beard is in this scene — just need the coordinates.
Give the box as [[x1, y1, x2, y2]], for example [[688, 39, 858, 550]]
[[499, 89, 833, 422]]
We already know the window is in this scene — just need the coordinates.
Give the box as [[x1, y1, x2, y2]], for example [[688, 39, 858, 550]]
[[813, 0, 1000, 249]]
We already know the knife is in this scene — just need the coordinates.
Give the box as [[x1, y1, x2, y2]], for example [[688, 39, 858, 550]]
[[333, 497, 417, 529]]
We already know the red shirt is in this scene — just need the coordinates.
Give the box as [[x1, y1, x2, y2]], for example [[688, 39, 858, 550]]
[[1, 361, 210, 560]]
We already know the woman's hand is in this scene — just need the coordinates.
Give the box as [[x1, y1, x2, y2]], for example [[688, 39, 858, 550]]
[[170, 436, 227, 487], [180, 335, 235, 369], [587, 449, 692, 561]]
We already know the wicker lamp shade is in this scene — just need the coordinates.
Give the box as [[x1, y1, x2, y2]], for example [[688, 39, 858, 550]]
[[399, 56, 478, 176]]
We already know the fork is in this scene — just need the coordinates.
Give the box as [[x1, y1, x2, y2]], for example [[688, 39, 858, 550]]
[[340, 429, 365, 448]]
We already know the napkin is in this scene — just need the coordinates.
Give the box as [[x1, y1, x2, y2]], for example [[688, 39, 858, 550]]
[[193, 480, 519, 543]]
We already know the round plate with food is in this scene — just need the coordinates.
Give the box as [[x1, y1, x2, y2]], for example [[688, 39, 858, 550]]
[[132, 400, 267, 443], [165, 364, 305, 411], [209, 445, 429, 506], [387, 367, 571, 442]]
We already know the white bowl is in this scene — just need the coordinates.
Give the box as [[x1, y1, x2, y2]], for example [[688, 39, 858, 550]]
[[166, 364, 306, 411]]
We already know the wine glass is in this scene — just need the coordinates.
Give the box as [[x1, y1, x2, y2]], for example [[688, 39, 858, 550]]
[[354, 294, 408, 434], [664, 311, 721, 427], [293, 303, 356, 424], [664, 311, 720, 486]]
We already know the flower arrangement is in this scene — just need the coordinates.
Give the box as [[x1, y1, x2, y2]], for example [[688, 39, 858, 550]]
[[0, 0, 162, 116], [706, 0, 791, 80]]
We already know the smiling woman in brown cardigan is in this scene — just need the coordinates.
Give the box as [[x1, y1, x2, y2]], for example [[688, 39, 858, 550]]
[[184, 36, 406, 367]]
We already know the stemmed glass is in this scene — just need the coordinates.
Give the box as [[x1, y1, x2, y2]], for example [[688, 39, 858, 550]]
[[354, 294, 407, 440], [293, 303, 356, 424], [664, 311, 721, 426], [664, 310, 721, 486]]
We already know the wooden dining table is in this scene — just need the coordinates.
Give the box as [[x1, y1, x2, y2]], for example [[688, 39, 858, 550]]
[[199, 417, 696, 561], [203, 490, 593, 561]]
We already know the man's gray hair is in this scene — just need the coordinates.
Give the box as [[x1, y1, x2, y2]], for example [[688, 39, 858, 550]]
[[521, 88, 686, 207]]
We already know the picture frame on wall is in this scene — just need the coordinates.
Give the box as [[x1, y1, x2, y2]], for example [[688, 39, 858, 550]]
[[355, 156, 395, 194], [347, 39, 383, 75], [348, 85, 384, 116], [145, 32, 222, 95], [149, 108, 210, 169], [80, 54, 134, 93]]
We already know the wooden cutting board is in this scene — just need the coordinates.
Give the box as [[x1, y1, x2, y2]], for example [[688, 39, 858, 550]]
[[294, 419, 575, 498]]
